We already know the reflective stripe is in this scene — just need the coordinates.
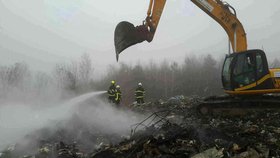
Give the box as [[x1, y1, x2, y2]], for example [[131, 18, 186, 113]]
[[115, 92, 121, 100], [135, 91, 145, 94], [109, 90, 115, 93], [257, 74, 271, 85], [235, 74, 271, 91], [135, 88, 145, 99]]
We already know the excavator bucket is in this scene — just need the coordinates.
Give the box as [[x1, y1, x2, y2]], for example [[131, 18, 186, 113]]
[[114, 21, 151, 61]]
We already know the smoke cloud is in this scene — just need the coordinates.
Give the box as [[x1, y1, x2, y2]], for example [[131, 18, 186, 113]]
[[0, 91, 146, 153]]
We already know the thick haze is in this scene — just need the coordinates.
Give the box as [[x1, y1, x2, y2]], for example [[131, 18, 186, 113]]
[[0, 0, 280, 72], [0, 91, 146, 150]]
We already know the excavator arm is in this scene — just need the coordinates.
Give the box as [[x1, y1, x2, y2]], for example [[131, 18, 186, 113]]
[[114, 0, 247, 60], [143, 0, 167, 40], [191, 0, 247, 52], [114, 0, 166, 61]]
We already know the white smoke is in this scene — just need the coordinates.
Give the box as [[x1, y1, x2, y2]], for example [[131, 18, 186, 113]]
[[0, 91, 146, 151]]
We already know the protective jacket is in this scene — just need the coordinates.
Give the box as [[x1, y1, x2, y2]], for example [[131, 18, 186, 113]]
[[135, 86, 145, 103], [107, 85, 116, 102], [135, 86, 145, 98]]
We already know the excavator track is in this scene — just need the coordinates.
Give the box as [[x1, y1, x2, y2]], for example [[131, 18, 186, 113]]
[[198, 95, 280, 116]]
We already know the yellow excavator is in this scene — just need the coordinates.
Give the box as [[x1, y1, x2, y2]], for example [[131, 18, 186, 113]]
[[114, 0, 280, 114]]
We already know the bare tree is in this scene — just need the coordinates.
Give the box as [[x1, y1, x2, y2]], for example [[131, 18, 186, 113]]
[[0, 66, 9, 98], [0, 62, 31, 101], [78, 53, 93, 89], [8, 62, 30, 89], [53, 63, 76, 91]]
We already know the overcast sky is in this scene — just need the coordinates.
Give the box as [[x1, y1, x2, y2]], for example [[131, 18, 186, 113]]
[[0, 0, 280, 72]]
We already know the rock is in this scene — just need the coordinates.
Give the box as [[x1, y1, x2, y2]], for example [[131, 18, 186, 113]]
[[158, 145, 170, 154], [232, 148, 260, 158], [191, 147, 224, 158], [273, 128, 280, 134], [232, 143, 241, 152], [22, 156, 34, 158], [268, 138, 278, 144], [255, 144, 269, 158], [119, 140, 135, 151], [244, 125, 259, 134]]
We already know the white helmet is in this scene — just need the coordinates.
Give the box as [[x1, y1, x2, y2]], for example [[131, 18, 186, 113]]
[[116, 85, 120, 89], [138, 82, 142, 86]]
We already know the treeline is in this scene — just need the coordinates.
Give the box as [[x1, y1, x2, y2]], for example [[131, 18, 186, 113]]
[[0, 54, 93, 104], [1, 53, 280, 105], [93, 54, 224, 105], [94, 56, 280, 105]]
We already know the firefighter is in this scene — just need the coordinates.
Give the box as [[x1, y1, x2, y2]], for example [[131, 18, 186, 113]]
[[135, 82, 145, 104], [115, 85, 122, 105], [107, 80, 116, 103]]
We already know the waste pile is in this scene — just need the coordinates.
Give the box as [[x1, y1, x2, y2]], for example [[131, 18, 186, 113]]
[[1, 95, 280, 158], [91, 96, 280, 158]]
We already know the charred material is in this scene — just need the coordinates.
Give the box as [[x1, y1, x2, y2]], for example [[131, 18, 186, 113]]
[[1, 96, 280, 158], [91, 97, 280, 158]]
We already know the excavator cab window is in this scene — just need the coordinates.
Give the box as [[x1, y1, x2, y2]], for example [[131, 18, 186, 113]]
[[232, 53, 256, 88], [222, 49, 270, 91], [222, 56, 233, 90], [227, 50, 270, 90], [256, 52, 267, 79]]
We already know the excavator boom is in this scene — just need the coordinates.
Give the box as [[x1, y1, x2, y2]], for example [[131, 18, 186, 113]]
[[114, 0, 247, 60], [191, 0, 247, 52]]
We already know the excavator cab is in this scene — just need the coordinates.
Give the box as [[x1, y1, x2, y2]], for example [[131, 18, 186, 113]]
[[222, 49, 273, 93]]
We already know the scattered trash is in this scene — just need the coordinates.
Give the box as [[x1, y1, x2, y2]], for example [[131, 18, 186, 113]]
[[1, 96, 280, 157]]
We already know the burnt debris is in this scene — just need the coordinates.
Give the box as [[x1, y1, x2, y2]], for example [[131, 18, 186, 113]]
[[1, 96, 280, 158]]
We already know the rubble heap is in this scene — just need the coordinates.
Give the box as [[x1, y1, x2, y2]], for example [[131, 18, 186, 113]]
[[1, 96, 280, 158], [91, 96, 280, 158]]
